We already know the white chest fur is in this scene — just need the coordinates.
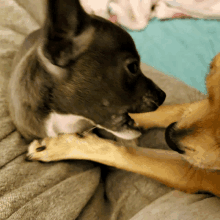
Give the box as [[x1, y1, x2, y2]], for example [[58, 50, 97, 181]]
[[45, 112, 95, 137], [45, 112, 141, 140]]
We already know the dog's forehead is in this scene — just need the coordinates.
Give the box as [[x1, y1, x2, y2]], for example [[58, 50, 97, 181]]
[[91, 16, 139, 57]]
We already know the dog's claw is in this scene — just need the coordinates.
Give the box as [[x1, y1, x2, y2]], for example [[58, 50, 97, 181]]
[[25, 154, 33, 161], [36, 146, 47, 152], [26, 139, 48, 162]]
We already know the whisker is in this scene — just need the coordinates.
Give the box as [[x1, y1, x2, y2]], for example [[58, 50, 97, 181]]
[[82, 126, 97, 136]]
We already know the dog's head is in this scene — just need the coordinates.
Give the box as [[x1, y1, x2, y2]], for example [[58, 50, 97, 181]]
[[165, 53, 220, 169], [37, 0, 166, 139]]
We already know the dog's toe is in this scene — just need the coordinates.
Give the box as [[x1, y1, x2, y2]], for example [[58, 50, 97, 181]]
[[26, 139, 46, 161], [25, 153, 34, 161]]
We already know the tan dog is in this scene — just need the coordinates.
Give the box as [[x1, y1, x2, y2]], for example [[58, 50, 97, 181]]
[[27, 53, 220, 197]]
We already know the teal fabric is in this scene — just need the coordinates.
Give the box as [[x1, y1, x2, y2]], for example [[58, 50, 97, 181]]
[[128, 18, 220, 94]]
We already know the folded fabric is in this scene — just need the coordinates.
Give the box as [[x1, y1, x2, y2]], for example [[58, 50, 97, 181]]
[[80, 0, 220, 30]]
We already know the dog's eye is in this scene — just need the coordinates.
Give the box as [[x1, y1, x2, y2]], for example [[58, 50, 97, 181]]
[[127, 61, 139, 74]]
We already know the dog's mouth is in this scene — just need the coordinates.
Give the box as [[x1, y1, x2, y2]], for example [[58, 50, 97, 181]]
[[111, 112, 140, 131], [128, 98, 160, 114], [147, 99, 159, 111], [97, 113, 141, 140], [103, 98, 161, 139], [112, 98, 161, 139], [95, 97, 162, 140], [122, 112, 139, 129]]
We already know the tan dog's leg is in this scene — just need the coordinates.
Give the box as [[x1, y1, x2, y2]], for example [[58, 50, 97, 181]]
[[27, 133, 220, 197], [130, 103, 191, 129]]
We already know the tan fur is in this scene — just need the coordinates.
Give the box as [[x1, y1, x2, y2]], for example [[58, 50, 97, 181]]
[[27, 133, 220, 197], [131, 54, 220, 170]]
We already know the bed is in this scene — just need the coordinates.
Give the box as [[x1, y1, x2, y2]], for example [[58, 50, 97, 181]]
[[1, 0, 220, 219]]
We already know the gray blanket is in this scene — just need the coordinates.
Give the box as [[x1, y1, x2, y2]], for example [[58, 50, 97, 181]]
[[1, 0, 220, 219]]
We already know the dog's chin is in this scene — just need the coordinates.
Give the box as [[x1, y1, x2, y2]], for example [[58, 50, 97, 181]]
[[112, 119, 141, 140], [104, 126, 141, 140], [97, 114, 141, 140], [114, 100, 160, 139]]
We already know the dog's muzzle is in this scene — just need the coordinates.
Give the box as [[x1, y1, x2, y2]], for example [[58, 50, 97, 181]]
[[129, 91, 166, 113], [97, 113, 141, 140]]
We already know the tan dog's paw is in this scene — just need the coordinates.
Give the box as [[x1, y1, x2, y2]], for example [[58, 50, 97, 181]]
[[25, 133, 113, 162], [26, 134, 83, 162], [26, 139, 51, 162]]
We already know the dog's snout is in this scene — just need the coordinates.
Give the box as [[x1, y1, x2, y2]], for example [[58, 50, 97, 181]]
[[145, 79, 166, 106], [165, 122, 185, 154], [128, 78, 166, 113], [149, 87, 166, 106], [157, 89, 166, 106]]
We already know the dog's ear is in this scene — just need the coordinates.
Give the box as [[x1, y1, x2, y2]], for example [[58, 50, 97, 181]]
[[42, 0, 93, 67], [207, 53, 220, 107]]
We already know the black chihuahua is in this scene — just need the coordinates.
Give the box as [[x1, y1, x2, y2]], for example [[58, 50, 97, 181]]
[[8, 0, 166, 143]]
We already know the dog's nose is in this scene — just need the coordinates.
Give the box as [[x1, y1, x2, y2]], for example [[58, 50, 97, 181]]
[[165, 122, 185, 154], [157, 89, 166, 106], [149, 82, 166, 106]]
